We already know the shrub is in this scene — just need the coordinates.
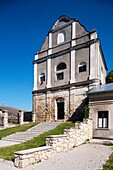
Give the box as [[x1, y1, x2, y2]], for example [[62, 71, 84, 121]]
[[82, 104, 90, 119]]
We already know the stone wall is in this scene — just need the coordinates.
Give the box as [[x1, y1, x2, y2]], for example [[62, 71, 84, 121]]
[[14, 119, 93, 168], [14, 146, 52, 168], [46, 119, 93, 151], [33, 85, 88, 122]]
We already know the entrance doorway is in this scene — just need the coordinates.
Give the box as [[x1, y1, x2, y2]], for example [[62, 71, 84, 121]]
[[57, 98, 64, 120]]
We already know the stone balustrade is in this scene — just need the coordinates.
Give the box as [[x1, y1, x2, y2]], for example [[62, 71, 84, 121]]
[[14, 119, 93, 168]]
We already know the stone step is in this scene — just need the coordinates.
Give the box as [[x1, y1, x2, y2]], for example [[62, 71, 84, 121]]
[[2, 135, 33, 139], [2, 139, 27, 142], [8, 133, 41, 136], [2, 134, 40, 140], [3, 137, 30, 141], [3, 135, 36, 139]]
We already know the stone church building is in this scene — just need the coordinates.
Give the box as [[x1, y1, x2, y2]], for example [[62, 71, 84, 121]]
[[32, 15, 107, 122]]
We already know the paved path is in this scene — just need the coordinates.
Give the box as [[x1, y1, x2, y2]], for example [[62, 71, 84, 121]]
[[0, 143, 112, 170], [0, 122, 61, 147]]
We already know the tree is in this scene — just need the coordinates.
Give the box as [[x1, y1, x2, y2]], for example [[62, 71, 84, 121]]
[[106, 70, 113, 84]]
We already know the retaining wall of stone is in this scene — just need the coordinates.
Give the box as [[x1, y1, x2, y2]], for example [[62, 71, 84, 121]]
[[14, 119, 93, 168], [14, 146, 52, 168]]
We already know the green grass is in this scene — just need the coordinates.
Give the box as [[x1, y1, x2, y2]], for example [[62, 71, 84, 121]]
[[0, 122, 75, 161], [102, 142, 113, 170], [103, 142, 113, 146], [0, 123, 37, 140], [103, 153, 113, 170]]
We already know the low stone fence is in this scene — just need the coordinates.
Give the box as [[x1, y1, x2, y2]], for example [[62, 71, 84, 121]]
[[46, 119, 93, 152], [14, 146, 52, 168], [19, 110, 36, 125], [0, 110, 36, 128], [14, 119, 93, 168]]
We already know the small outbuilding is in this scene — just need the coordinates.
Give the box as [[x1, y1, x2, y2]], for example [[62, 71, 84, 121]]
[[88, 83, 113, 138]]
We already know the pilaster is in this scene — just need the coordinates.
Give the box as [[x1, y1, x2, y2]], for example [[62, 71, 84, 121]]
[[47, 32, 52, 88], [47, 57, 51, 88], [89, 31, 98, 80], [48, 32, 52, 55], [19, 110, 24, 125], [33, 53, 38, 91], [70, 21, 76, 84], [71, 21, 76, 46], [33, 63, 38, 91], [70, 50, 76, 83], [2, 110, 8, 127]]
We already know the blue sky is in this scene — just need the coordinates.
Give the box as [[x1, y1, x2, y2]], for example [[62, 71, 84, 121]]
[[0, 0, 113, 110]]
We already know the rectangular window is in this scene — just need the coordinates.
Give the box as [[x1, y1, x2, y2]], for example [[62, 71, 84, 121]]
[[79, 65, 86, 73], [40, 75, 45, 82], [98, 111, 108, 128], [40, 73, 45, 85], [57, 72, 64, 80]]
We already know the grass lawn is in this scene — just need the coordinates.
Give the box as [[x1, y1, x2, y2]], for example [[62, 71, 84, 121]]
[[0, 122, 75, 161], [102, 142, 113, 170], [103, 153, 113, 170], [0, 122, 37, 140]]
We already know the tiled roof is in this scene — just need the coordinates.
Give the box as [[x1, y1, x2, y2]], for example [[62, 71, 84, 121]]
[[88, 83, 113, 95]]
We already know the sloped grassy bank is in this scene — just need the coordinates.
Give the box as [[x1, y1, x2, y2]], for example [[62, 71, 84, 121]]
[[0, 122, 75, 160], [0, 123, 37, 140]]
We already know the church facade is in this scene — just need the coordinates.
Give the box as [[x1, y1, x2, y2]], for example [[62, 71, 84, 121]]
[[32, 15, 107, 122]]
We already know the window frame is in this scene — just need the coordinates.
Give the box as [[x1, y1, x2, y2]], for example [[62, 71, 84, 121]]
[[39, 73, 45, 85], [56, 72, 64, 81], [78, 62, 87, 73], [56, 62, 67, 81], [57, 31, 66, 44], [98, 111, 108, 128], [56, 63, 67, 71]]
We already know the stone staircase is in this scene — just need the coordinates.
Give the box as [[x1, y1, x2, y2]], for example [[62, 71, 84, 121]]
[[1, 122, 61, 143]]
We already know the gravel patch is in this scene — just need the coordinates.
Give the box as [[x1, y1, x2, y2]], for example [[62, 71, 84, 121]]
[[0, 143, 112, 170], [24, 144, 112, 170]]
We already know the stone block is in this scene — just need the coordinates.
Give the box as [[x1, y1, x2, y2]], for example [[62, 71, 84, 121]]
[[14, 157, 20, 167], [29, 157, 36, 165], [19, 159, 28, 168]]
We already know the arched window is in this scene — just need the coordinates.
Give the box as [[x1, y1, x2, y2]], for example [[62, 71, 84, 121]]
[[56, 62, 67, 81], [56, 63, 66, 71], [39, 73, 45, 85], [57, 31, 66, 44], [79, 62, 86, 73]]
